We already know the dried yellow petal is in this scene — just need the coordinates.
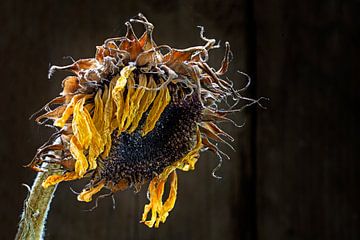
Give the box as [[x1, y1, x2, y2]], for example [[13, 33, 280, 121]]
[[141, 171, 178, 228], [142, 85, 171, 136], [119, 74, 135, 131], [83, 107, 104, 170], [77, 181, 105, 202], [128, 75, 157, 133], [102, 82, 115, 158], [157, 171, 177, 226], [113, 65, 136, 133], [70, 136, 88, 177], [123, 73, 147, 130], [42, 172, 79, 188], [72, 98, 92, 148], [54, 94, 86, 127]]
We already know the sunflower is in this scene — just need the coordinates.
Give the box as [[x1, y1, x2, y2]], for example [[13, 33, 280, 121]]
[[28, 14, 261, 228]]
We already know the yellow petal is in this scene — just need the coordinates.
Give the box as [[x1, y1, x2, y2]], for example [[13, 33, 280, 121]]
[[119, 74, 135, 131], [141, 171, 178, 228], [114, 66, 135, 91], [102, 82, 115, 158], [92, 89, 104, 132], [72, 98, 92, 148], [42, 172, 79, 188], [128, 75, 157, 133], [54, 94, 86, 127], [113, 66, 136, 133], [77, 181, 105, 202], [157, 171, 177, 226], [123, 73, 147, 130], [70, 136, 88, 177], [83, 105, 104, 170], [142, 84, 171, 136]]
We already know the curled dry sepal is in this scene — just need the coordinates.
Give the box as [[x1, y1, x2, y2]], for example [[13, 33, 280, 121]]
[[28, 13, 265, 228]]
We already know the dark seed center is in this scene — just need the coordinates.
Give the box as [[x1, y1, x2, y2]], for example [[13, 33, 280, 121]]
[[100, 94, 203, 190]]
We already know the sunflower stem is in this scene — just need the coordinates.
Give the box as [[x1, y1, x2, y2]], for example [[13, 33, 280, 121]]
[[15, 164, 58, 240]]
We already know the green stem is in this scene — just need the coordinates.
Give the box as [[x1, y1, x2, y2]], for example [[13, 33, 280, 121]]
[[15, 164, 58, 240]]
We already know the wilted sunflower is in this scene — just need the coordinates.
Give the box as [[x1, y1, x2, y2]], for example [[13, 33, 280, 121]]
[[28, 14, 263, 228]]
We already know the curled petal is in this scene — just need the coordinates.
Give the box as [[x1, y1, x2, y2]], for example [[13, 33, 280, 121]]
[[70, 136, 88, 177], [77, 181, 105, 202], [128, 75, 157, 133], [142, 83, 171, 136], [42, 172, 79, 188], [61, 76, 80, 97], [141, 171, 178, 228]]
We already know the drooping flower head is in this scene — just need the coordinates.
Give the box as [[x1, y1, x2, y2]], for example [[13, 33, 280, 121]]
[[28, 14, 264, 228]]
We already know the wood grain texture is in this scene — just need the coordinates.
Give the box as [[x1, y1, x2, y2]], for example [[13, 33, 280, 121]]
[[255, 1, 360, 239]]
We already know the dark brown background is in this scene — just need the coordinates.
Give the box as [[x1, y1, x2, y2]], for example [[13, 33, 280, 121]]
[[1, 0, 359, 239]]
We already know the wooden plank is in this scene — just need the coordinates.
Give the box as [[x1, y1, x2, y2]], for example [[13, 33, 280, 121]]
[[255, 1, 360, 239]]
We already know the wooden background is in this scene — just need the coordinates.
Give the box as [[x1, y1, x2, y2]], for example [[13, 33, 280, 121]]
[[1, 0, 359, 239]]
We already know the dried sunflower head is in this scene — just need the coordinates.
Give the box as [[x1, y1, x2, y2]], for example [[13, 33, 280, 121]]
[[28, 14, 263, 228]]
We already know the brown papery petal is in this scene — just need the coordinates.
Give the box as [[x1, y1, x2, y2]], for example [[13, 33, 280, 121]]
[[61, 76, 80, 96]]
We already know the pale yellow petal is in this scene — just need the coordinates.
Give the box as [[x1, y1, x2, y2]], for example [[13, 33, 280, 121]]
[[142, 85, 171, 136], [119, 74, 135, 131], [54, 94, 86, 127], [70, 136, 88, 177], [42, 172, 79, 188], [77, 181, 105, 202], [128, 75, 157, 133]]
